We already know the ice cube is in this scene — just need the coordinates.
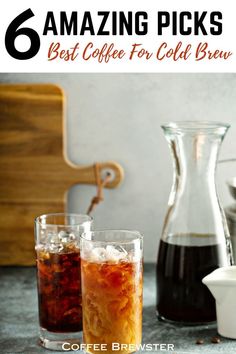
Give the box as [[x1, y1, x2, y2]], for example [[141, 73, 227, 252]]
[[58, 230, 69, 242], [90, 247, 107, 262], [69, 232, 76, 241], [58, 230, 77, 243], [106, 245, 128, 262], [47, 232, 59, 243], [83, 244, 130, 263], [46, 232, 63, 253], [48, 243, 64, 253]]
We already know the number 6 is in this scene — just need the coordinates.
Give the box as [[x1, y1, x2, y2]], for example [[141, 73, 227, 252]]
[[5, 8, 40, 60]]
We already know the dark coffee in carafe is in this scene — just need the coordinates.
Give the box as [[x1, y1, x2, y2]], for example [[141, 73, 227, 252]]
[[156, 236, 227, 323]]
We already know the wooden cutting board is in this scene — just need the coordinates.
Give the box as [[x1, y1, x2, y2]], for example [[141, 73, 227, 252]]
[[0, 84, 123, 265]]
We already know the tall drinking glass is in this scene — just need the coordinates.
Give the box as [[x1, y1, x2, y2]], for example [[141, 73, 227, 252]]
[[80, 230, 143, 354], [35, 213, 92, 351]]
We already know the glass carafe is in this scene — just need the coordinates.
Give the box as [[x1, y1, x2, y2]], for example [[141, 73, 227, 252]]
[[156, 121, 233, 325]]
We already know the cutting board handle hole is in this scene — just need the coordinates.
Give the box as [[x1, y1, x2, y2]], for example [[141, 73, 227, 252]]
[[100, 167, 116, 182]]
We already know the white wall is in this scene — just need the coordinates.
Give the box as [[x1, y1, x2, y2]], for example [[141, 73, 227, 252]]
[[1, 73, 236, 261]]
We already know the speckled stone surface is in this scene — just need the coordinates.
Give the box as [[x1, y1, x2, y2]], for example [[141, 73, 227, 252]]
[[0, 264, 236, 354]]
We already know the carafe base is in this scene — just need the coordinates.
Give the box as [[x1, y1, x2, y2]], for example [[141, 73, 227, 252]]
[[156, 312, 216, 327]]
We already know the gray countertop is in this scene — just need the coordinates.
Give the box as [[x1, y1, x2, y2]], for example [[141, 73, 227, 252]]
[[0, 264, 235, 354]]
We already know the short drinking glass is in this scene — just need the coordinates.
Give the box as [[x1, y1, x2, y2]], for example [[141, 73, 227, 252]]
[[80, 230, 143, 354], [35, 213, 92, 351]]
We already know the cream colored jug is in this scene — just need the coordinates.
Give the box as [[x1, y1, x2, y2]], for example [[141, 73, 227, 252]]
[[203, 266, 236, 339]]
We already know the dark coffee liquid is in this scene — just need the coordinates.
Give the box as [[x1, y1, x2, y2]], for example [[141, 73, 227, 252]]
[[156, 236, 228, 323], [37, 247, 82, 333]]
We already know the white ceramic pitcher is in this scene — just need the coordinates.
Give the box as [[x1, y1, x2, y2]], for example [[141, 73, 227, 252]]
[[203, 266, 236, 339]]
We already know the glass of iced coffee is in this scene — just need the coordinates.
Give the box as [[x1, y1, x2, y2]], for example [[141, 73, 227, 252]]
[[34, 213, 92, 351], [80, 230, 143, 354]]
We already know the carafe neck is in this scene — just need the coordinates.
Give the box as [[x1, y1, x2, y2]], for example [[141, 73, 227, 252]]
[[170, 133, 220, 186], [163, 123, 229, 194]]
